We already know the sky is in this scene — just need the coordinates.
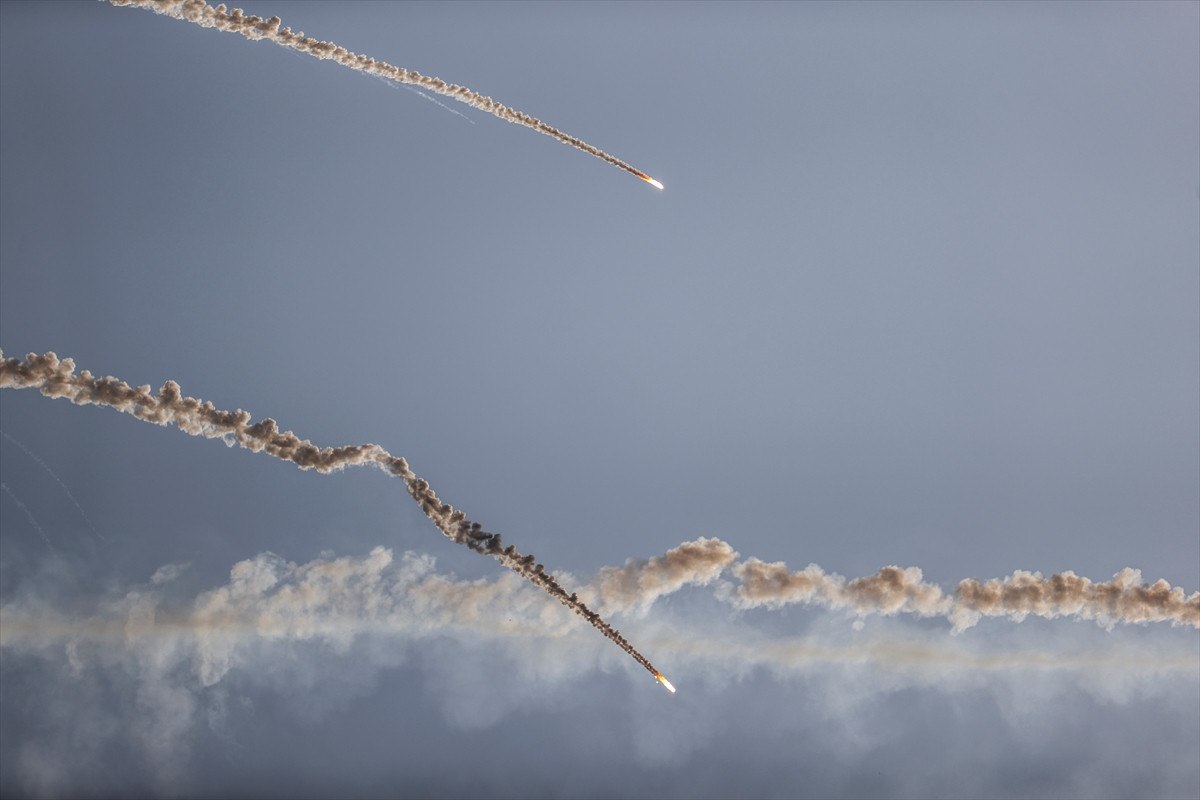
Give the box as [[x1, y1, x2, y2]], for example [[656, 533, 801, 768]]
[[1, 1, 1198, 797]]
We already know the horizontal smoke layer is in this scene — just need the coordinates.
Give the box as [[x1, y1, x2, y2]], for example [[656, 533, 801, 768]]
[[0, 351, 666, 682], [3, 546, 1196, 680], [110, 0, 662, 187]]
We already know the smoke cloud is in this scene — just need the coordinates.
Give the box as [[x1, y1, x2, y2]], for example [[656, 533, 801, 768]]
[[587, 537, 738, 615], [3, 543, 1195, 799], [0, 350, 666, 682], [109, 0, 662, 187]]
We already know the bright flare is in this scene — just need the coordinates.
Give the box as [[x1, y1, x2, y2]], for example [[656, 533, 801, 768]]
[[642, 175, 665, 190], [655, 673, 676, 693]]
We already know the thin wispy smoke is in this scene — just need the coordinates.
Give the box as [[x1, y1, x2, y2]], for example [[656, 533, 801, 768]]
[[1, 428, 106, 542], [109, 0, 662, 187], [0, 350, 667, 682], [1, 482, 57, 555]]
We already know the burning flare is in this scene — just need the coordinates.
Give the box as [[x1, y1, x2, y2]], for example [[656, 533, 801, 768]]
[[638, 172, 665, 190], [0, 350, 672, 688], [655, 673, 676, 694]]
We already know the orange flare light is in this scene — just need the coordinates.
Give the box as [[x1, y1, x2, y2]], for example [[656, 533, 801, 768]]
[[636, 172, 664, 190], [655, 673, 676, 694]]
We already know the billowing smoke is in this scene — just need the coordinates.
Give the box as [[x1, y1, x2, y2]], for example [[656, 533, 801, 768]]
[[109, 0, 663, 188], [586, 537, 738, 614], [731, 559, 952, 618], [0, 351, 667, 682], [951, 568, 1200, 631]]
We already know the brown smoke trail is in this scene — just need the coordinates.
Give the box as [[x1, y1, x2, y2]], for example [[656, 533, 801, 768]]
[[731, 557, 1200, 631], [587, 537, 738, 614], [951, 568, 1200, 631], [731, 559, 953, 618], [109, 0, 663, 188], [0, 351, 666, 681]]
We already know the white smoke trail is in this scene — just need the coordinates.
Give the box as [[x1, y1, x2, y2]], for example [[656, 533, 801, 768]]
[[109, 0, 662, 188], [0, 350, 666, 681], [374, 76, 478, 126], [1, 482, 57, 555], [1, 428, 106, 542]]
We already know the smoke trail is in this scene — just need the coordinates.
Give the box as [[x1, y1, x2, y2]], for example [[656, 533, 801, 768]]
[[950, 568, 1200, 631], [109, 0, 663, 188], [1, 482, 57, 555], [731, 559, 953, 618], [731, 556, 1200, 631], [1, 429, 106, 542], [0, 350, 666, 683]]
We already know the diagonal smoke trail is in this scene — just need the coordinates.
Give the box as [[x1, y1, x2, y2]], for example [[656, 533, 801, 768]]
[[109, 0, 663, 189], [1, 482, 57, 555], [1, 428, 106, 542], [0, 350, 667, 684]]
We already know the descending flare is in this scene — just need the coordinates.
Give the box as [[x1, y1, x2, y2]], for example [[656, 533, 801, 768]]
[[655, 673, 676, 693], [110, 0, 662, 189], [0, 350, 670, 688], [637, 172, 665, 190]]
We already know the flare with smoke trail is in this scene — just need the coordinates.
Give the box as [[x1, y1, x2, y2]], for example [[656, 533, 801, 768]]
[[0, 350, 671, 688], [5, 350, 1194, 688], [109, 0, 664, 190]]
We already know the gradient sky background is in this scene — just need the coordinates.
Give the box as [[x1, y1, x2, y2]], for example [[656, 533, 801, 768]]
[[1, 1, 1198, 797]]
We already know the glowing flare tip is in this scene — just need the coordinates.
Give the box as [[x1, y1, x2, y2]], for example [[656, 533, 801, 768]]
[[643, 176, 665, 190], [655, 673, 676, 693]]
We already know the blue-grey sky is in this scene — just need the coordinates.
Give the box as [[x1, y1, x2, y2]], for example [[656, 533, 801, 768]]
[[1, 1, 1197, 798]]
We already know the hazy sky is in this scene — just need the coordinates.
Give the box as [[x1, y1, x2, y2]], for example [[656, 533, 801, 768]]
[[1, 1, 1198, 798]]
